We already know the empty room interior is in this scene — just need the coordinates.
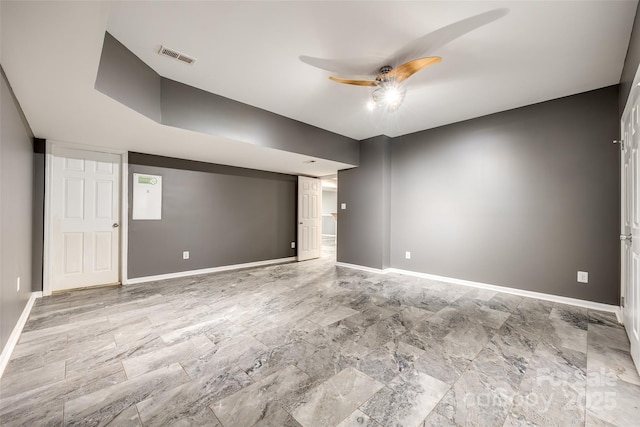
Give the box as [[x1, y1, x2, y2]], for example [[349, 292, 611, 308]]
[[2, 1, 640, 426]]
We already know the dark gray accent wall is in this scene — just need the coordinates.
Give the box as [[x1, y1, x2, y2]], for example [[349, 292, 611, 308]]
[[0, 65, 35, 350], [95, 32, 358, 166], [390, 86, 620, 304], [127, 153, 297, 279], [95, 33, 162, 122], [337, 136, 391, 270], [620, 1, 640, 116], [32, 139, 45, 293], [160, 79, 358, 165]]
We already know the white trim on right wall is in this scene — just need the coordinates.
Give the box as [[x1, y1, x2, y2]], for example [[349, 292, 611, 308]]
[[387, 268, 621, 321], [335, 262, 387, 274], [335, 262, 621, 321]]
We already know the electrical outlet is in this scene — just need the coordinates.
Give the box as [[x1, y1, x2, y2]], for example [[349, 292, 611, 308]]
[[341, 203, 346, 210], [291, 242, 296, 249], [577, 271, 588, 283], [405, 251, 411, 260], [16, 277, 20, 292], [183, 251, 190, 260]]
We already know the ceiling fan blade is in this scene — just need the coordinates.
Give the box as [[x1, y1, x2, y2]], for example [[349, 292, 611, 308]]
[[391, 8, 509, 65], [386, 56, 442, 82], [300, 55, 382, 76], [329, 76, 378, 87]]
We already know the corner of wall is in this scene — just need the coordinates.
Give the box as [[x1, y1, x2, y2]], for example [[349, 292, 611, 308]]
[[337, 135, 392, 270]]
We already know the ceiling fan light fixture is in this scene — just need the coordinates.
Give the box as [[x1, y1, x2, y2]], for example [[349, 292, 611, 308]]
[[383, 85, 404, 110], [368, 81, 406, 112]]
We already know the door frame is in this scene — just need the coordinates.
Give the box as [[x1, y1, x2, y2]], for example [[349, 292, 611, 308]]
[[621, 108, 629, 320], [297, 176, 322, 261], [621, 65, 640, 319], [43, 141, 128, 296]]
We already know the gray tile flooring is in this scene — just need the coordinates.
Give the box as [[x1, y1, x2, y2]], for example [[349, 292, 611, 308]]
[[1, 237, 640, 426]]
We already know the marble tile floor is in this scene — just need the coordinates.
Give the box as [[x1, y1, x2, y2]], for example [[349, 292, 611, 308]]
[[1, 238, 640, 426]]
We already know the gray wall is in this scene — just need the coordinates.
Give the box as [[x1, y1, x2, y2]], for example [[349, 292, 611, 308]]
[[161, 79, 359, 166], [128, 153, 297, 279], [338, 136, 391, 270], [620, 1, 640, 116], [389, 86, 620, 304], [322, 190, 337, 236], [32, 139, 45, 293], [95, 33, 161, 122], [96, 32, 359, 166], [0, 66, 34, 350]]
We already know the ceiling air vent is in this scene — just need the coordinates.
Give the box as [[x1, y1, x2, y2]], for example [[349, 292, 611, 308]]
[[158, 45, 196, 65]]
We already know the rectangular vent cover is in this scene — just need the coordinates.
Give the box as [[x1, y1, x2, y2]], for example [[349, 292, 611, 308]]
[[158, 46, 196, 65]]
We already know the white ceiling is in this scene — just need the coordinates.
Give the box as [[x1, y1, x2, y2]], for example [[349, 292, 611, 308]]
[[1, 1, 637, 176]]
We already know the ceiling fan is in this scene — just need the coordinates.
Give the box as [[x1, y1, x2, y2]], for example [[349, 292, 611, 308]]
[[300, 8, 508, 112]]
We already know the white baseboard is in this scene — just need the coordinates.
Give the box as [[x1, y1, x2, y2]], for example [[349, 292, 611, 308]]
[[615, 307, 624, 324], [0, 291, 42, 378], [335, 262, 387, 274], [334, 262, 621, 317], [126, 257, 298, 285], [386, 268, 620, 315]]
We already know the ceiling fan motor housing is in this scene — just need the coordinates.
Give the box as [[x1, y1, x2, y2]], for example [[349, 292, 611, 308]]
[[376, 65, 394, 82]]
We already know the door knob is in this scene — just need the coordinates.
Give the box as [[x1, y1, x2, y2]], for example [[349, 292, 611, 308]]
[[620, 234, 632, 242], [113, 223, 120, 228]]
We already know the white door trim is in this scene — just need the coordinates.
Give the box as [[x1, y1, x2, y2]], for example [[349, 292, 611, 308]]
[[43, 141, 127, 296], [621, 115, 627, 318], [621, 66, 640, 376], [297, 176, 322, 261], [121, 153, 129, 285], [621, 67, 640, 317]]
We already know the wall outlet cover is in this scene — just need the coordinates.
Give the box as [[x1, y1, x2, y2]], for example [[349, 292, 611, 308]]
[[17, 277, 20, 292], [577, 271, 588, 283], [291, 242, 296, 249], [405, 251, 411, 259], [341, 203, 346, 210], [183, 251, 190, 260]]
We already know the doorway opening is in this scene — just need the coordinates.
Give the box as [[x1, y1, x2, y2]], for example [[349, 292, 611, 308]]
[[321, 175, 338, 261]]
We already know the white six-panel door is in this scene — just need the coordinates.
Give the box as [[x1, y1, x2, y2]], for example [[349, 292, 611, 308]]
[[622, 95, 640, 375], [298, 176, 321, 261], [51, 146, 121, 291]]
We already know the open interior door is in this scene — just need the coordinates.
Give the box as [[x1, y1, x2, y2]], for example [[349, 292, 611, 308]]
[[622, 91, 640, 376], [298, 176, 321, 261]]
